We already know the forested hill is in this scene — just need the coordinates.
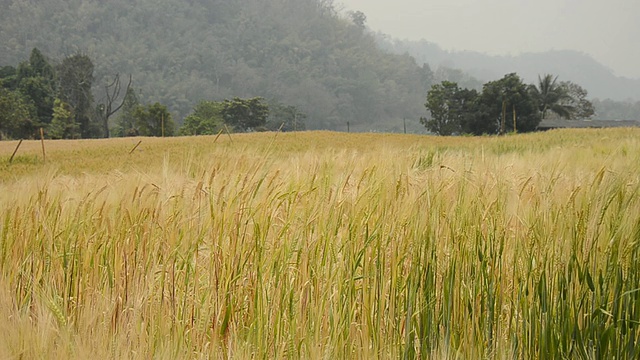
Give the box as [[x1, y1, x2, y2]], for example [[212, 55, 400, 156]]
[[0, 0, 436, 131]]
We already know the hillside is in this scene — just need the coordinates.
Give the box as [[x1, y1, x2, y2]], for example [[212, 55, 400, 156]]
[[380, 37, 640, 102], [0, 0, 434, 131]]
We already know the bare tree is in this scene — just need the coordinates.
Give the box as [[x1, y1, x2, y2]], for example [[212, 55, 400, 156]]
[[99, 73, 132, 138]]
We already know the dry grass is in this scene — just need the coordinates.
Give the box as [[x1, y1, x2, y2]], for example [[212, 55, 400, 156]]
[[1, 129, 639, 358]]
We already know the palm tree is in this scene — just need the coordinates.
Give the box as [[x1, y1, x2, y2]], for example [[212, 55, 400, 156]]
[[530, 74, 575, 119]]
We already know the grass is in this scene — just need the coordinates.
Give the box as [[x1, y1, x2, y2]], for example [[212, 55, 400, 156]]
[[0, 129, 639, 358]]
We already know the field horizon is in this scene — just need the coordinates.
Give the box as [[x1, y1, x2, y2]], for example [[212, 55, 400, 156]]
[[1, 129, 639, 358]]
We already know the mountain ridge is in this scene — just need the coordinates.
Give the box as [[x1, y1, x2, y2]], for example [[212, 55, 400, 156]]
[[379, 37, 640, 101]]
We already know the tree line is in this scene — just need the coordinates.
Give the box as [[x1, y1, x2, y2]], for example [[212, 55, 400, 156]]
[[2, 48, 597, 139], [421, 73, 595, 135], [0, 48, 307, 140]]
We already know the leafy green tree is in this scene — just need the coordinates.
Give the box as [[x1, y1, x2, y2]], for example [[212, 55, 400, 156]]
[[113, 87, 140, 137], [0, 66, 18, 89], [421, 81, 478, 135], [57, 53, 99, 138], [221, 97, 269, 132], [17, 76, 55, 127], [6, 49, 57, 128], [48, 98, 80, 139], [0, 88, 35, 140], [559, 81, 595, 119], [265, 102, 306, 132], [179, 100, 224, 136], [31, 48, 55, 75], [0, 66, 16, 79], [21, 48, 56, 82], [134, 102, 175, 137], [471, 73, 541, 134]]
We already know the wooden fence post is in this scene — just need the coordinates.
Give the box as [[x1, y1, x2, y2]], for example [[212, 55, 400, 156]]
[[40, 128, 46, 163], [9, 139, 23, 163]]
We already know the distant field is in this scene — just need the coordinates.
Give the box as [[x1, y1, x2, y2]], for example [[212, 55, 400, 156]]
[[1, 129, 639, 359]]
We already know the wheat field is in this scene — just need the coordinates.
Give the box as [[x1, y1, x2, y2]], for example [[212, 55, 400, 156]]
[[1, 129, 639, 359]]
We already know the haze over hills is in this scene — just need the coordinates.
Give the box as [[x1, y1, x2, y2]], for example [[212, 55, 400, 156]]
[[339, 0, 640, 80], [380, 37, 640, 102], [2, 0, 639, 131]]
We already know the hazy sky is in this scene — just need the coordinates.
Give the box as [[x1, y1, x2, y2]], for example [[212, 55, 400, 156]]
[[339, 0, 640, 79]]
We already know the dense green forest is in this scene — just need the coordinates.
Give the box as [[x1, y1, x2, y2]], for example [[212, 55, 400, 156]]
[[0, 0, 441, 133]]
